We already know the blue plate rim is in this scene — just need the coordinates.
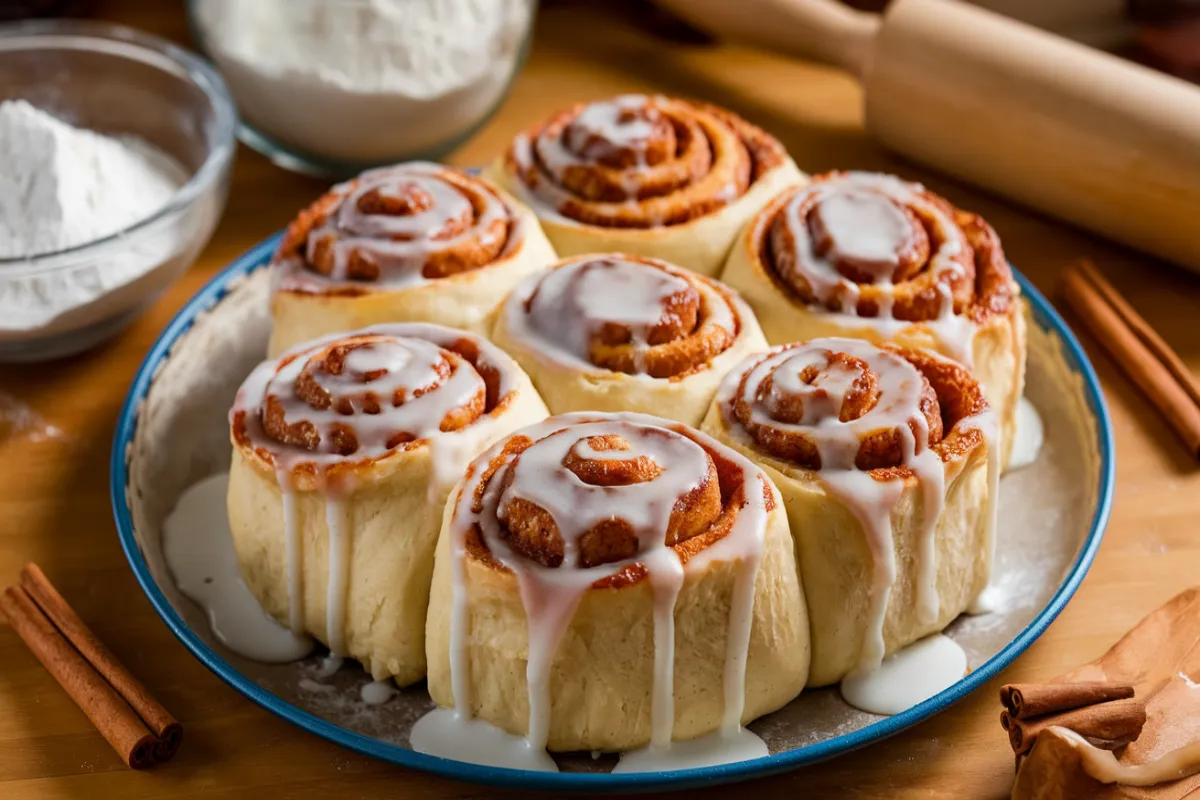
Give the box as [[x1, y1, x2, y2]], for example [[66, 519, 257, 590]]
[[111, 233, 1116, 792]]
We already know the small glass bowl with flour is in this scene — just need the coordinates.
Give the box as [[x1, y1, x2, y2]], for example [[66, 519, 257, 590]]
[[0, 21, 235, 362], [188, 0, 536, 176]]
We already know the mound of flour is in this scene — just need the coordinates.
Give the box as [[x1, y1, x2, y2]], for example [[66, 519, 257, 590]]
[[0, 100, 182, 259], [0, 101, 190, 342]]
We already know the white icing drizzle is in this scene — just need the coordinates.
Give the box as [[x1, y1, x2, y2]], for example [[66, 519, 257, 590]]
[[275, 161, 522, 292], [324, 500, 350, 656], [500, 254, 738, 376], [1008, 396, 1045, 471], [718, 338, 998, 679], [229, 323, 523, 662], [814, 190, 913, 280], [280, 482, 304, 633], [542, 94, 656, 181], [966, 408, 1002, 615], [724, 338, 947, 673], [412, 412, 773, 770], [163, 473, 314, 663], [771, 173, 978, 367], [839, 634, 968, 716], [507, 95, 753, 229], [1053, 727, 1200, 787]]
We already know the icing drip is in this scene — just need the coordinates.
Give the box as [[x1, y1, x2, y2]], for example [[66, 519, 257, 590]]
[[413, 412, 773, 770], [230, 323, 521, 664], [276, 162, 520, 291], [967, 409, 1002, 615], [730, 338, 947, 673], [501, 254, 740, 377], [719, 338, 997, 680], [280, 482, 304, 633], [839, 634, 968, 716], [324, 500, 350, 656]]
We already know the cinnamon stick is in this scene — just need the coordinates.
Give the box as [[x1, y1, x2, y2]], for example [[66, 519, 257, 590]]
[[19, 564, 183, 762], [0, 585, 157, 769], [1007, 697, 1148, 756], [1001, 681, 1136, 720], [1060, 261, 1200, 458]]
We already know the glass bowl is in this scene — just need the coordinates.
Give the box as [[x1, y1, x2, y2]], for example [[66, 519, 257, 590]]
[[0, 20, 235, 363], [187, 0, 536, 177]]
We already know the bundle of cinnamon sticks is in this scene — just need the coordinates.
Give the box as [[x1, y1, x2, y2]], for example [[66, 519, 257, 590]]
[[0, 564, 181, 769], [1000, 681, 1146, 760], [1060, 259, 1200, 459], [1005, 588, 1200, 799]]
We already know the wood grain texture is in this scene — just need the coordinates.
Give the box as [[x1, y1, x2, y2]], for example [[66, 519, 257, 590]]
[[1, 1, 1198, 797]]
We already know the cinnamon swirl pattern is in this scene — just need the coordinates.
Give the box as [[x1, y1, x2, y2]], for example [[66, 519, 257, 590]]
[[702, 338, 999, 687], [418, 412, 809, 758], [226, 324, 548, 685], [721, 172, 1025, 466], [485, 95, 805, 276], [268, 162, 557, 355], [491, 254, 768, 426]]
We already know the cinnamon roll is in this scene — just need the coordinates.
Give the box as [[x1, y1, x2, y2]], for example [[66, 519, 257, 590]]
[[421, 412, 809, 754], [720, 172, 1025, 465], [701, 338, 999, 687], [226, 324, 548, 685], [485, 95, 805, 277], [490, 253, 768, 426], [268, 162, 558, 356]]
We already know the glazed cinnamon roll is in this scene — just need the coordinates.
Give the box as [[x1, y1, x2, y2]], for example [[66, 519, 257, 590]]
[[702, 338, 999, 687], [421, 412, 809, 755], [226, 324, 548, 685], [268, 162, 557, 356], [490, 253, 768, 426], [720, 172, 1025, 465], [485, 95, 805, 276]]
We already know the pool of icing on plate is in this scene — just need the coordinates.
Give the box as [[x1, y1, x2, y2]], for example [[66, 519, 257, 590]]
[[840, 634, 968, 716], [1008, 397, 1045, 471], [162, 472, 313, 663]]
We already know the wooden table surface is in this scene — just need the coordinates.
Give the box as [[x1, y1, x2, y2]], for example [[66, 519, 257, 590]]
[[3, 1, 1198, 798]]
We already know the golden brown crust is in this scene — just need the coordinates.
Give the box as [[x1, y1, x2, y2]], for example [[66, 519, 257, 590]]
[[506, 95, 788, 229], [275, 165, 518, 289], [755, 172, 1016, 323], [462, 418, 758, 589], [727, 341, 988, 478], [231, 330, 515, 483], [518, 255, 743, 380]]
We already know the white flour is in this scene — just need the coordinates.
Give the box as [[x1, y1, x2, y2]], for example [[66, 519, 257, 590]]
[[0, 100, 181, 259], [194, 0, 532, 162], [0, 101, 188, 342]]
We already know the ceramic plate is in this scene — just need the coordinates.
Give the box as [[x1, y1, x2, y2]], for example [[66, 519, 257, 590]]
[[112, 233, 1114, 792]]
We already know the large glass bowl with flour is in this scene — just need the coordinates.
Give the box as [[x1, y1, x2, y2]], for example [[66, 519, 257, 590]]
[[189, 0, 537, 177], [0, 21, 235, 362]]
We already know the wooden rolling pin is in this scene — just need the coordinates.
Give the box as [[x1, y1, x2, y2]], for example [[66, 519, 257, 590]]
[[655, 0, 1200, 272]]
